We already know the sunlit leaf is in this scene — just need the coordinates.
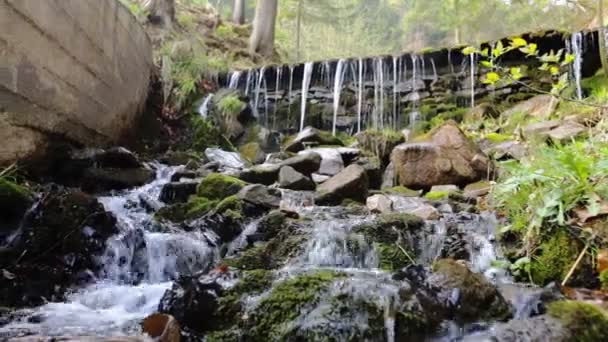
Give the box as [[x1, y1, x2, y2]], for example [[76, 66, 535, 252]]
[[510, 67, 523, 80], [510, 37, 527, 48], [462, 46, 477, 55], [481, 60, 494, 68], [483, 71, 501, 84]]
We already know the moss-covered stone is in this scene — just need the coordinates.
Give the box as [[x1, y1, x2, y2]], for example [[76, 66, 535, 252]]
[[354, 213, 424, 244], [224, 244, 272, 270], [548, 301, 608, 342], [197, 173, 246, 200], [191, 116, 234, 151], [186, 196, 218, 218], [375, 242, 413, 271], [529, 230, 578, 286], [239, 142, 265, 164], [432, 259, 511, 323], [356, 129, 405, 166], [244, 271, 345, 340], [0, 178, 32, 222], [424, 191, 450, 200], [485, 132, 513, 143]]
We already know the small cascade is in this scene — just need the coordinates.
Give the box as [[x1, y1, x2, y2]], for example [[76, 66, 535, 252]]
[[379, 58, 385, 129], [198, 94, 214, 118], [332, 59, 347, 135], [571, 32, 584, 100], [244, 70, 252, 96], [357, 58, 364, 133], [409, 55, 420, 129], [288, 65, 294, 121], [430, 58, 438, 82], [373, 59, 380, 129], [228, 70, 242, 89], [253, 66, 266, 118], [470, 53, 476, 108], [392, 56, 398, 129], [273, 66, 282, 128], [300, 62, 314, 131]]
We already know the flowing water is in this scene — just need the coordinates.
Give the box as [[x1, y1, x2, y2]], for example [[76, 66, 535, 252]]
[[571, 32, 584, 101], [332, 59, 347, 135], [300, 62, 314, 131], [198, 94, 214, 118]]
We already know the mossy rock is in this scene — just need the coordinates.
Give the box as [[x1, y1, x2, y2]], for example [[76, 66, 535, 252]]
[[243, 271, 345, 340], [0, 178, 32, 222], [239, 142, 265, 164], [431, 259, 511, 323], [224, 244, 272, 270], [485, 132, 513, 143], [375, 242, 414, 271], [354, 213, 424, 244], [548, 301, 608, 342], [197, 173, 246, 200], [424, 191, 450, 200], [382, 186, 421, 197], [191, 116, 234, 152], [529, 230, 579, 286]]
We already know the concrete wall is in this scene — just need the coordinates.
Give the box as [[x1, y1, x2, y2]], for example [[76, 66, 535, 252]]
[[0, 0, 153, 166]]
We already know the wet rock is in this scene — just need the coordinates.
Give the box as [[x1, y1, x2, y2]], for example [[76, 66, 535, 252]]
[[281, 152, 322, 176], [301, 148, 344, 176], [159, 181, 198, 204], [142, 313, 180, 342], [0, 188, 117, 307], [278, 166, 315, 191], [239, 142, 266, 165], [311, 173, 330, 184], [158, 271, 228, 333], [90, 147, 142, 169], [411, 204, 441, 220], [197, 173, 246, 200], [10, 337, 149, 341], [366, 194, 393, 213], [284, 126, 343, 153], [429, 259, 511, 323], [316, 164, 369, 205], [237, 184, 281, 209], [483, 140, 528, 161], [159, 150, 202, 167], [470, 315, 569, 342], [382, 162, 395, 188], [240, 164, 281, 185], [256, 210, 288, 241], [170, 170, 201, 182], [204, 148, 248, 170], [0, 179, 33, 232], [391, 122, 491, 190], [354, 156, 383, 190], [82, 167, 155, 192], [503, 94, 558, 118], [464, 181, 492, 199]]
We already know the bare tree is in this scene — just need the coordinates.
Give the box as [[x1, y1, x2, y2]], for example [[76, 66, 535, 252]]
[[145, 0, 175, 29], [233, 0, 246, 24], [249, 0, 278, 57]]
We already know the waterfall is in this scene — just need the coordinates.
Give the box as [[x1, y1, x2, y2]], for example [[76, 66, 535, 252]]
[[273, 66, 282, 128], [228, 71, 242, 89], [409, 55, 419, 128], [392, 56, 398, 129], [263, 76, 269, 127], [332, 59, 347, 135], [373, 59, 380, 129], [198, 94, 214, 118], [430, 58, 438, 82], [571, 32, 583, 100], [244, 70, 252, 96], [288, 65, 294, 123], [253, 67, 266, 118], [300, 62, 314, 131], [470, 53, 476, 108], [379, 58, 385, 129], [357, 58, 363, 133]]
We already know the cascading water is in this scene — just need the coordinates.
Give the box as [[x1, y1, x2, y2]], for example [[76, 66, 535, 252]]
[[228, 70, 242, 89], [198, 94, 214, 118], [300, 62, 314, 131], [244, 70, 252, 96], [332, 59, 347, 135], [0, 165, 219, 337], [253, 67, 266, 119], [288, 65, 294, 120], [392, 56, 398, 129], [357, 58, 363, 133], [379, 58, 385, 129], [470, 52, 476, 108], [571, 32, 584, 100]]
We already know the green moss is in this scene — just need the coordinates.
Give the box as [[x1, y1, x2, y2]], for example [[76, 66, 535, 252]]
[[245, 271, 345, 340], [548, 301, 608, 341], [197, 173, 246, 200], [155, 203, 189, 222], [239, 142, 263, 163], [215, 195, 243, 213], [215, 24, 239, 40], [529, 230, 578, 286], [224, 245, 271, 270], [382, 186, 421, 197], [191, 116, 234, 151], [354, 213, 424, 244], [485, 132, 513, 143], [424, 191, 450, 200], [600, 270, 608, 291], [185, 196, 217, 219], [376, 243, 413, 271], [218, 95, 245, 118]]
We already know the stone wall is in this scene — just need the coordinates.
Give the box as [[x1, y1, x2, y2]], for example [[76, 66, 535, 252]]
[[0, 0, 153, 167]]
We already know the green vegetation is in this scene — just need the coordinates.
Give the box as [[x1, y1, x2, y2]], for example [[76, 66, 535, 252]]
[[528, 229, 579, 285], [600, 269, 608, 291], [375, 243, 413, 271], [191, 116, 234, 151], [197, 173, 246, 200], [548, 301, 608, 342], [424, 191, 450, 201]]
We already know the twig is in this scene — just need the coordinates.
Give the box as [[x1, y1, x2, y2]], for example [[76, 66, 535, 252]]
[[561, 241, 590, 287], [395, 243, 417, 266]]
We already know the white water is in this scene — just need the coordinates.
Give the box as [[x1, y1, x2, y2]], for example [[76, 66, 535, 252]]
[[1, 165, 218, 337], [392, 56, 398, 129], [198, 94, 214, 118], [228, 70, 242, 89], [379, 58, 385, 129], [357, 58, 364, 133], [332, 59, 347, 135], [300, 62, 314, 131], [244, 69, 252, 96], [571, 32, 583, 100], [253, 66, 266, 118], [470, 53, 476, 108]]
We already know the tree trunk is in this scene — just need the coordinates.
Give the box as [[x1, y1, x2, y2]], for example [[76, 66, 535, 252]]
[[146, 0, 175, 29], [232, 0, 245, 24], [249, 0, 278, 57], [295, 0, 303, 62], [599, 0, 608, 76]]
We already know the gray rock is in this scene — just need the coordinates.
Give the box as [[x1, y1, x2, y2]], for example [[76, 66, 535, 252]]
[[204, 148, 248, 170], [311, 173, 331, 184], [430, 185, 459, 193], [503, 94, 558, 118], [301, 148, 344, 176], [483, 141, 527, 161], [281, 152, 322, 175], [284, 126, 343, 153], [237, 184, 281, 209], [316, 164, 369, 205], [523, 120, 561, 138], [240, 164, 281, 185], [464, 315, 569, 342], [382, 162, 395, 188], [366, 194, 393, 213], [279, 166, 316, 191], [546, 121, 586, 142]]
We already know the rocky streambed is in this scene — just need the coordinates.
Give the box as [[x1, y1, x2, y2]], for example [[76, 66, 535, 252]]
[[0, 122, 606, 342]]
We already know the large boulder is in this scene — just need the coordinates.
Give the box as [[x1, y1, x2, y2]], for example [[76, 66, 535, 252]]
[[0, 0, 152, 169], [391, 122, 491, 190], [0, 188, 117, 307], [316, 164, 369, 205], [278, 166, 315, 191], [300, 148, 344, 176]]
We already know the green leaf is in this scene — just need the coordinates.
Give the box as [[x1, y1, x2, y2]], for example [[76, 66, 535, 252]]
[[480, 48, 490, 57], [510, 67, 523, 80], [510, 37, 527, 48], [481, 60, 494, 68], [561, 53, 575, 66], [483, 71, 501, 85], [549, 66, 560, 76], [462, 46, 477, 55]]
